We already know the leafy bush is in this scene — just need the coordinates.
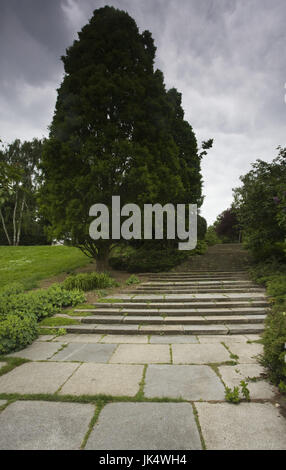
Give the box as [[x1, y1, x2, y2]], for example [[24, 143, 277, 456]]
[[62, 272, 118, 291], [109, 241, 207, 273], [123, 248, 189, 273], [266, 275, 286, 303], [204, 226, 221, 246], [249, 257, 286, 285], [0, 282, 25, 297], [261, 304, 286, 393], [0, 284, 85, 354], [233, 147, 286, 260], [250, 259, 286, 393], [195, 240, 208, 254], [125, 275, 140, 285], [0, 312, 38, 355]]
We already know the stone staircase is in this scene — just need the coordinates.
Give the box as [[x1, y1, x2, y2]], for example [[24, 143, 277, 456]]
[[63, 245, 268, 336]]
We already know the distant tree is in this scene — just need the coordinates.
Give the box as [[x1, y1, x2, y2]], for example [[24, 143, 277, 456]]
[[205, 225, 221, 246], [214, 207, 240, 243], [233, 147, 286, 259], [40, 6, 207, 269], [0, 139, 44, 246], [197, 215, 207, 240]]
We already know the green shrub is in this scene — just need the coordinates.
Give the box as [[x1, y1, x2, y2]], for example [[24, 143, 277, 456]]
[[0, 282, 25, 297], [109, 242, 207, 273], [266, 275, 286, 303], [250, 259, 286, 393], [0, 286, 85, 322], [125, 275, 140, 285], [62, 272, 118, 291], [205, 226, 221, 246], [0, 312, 38, 355], [195, 240, 208, 254], [125, 248, 189, 273], [0, 284, 85, 354], [261, 304, 286, 392]]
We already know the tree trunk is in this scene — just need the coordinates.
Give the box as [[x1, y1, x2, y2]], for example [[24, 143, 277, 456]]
[[13, 196, 17, 246], [96, 256, 110, 272], [95, 244, 111, 272], [0, 208, 11, 245]]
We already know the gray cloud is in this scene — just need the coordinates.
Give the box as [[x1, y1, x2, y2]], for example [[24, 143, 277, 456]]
[[1, 0, 285, 224]]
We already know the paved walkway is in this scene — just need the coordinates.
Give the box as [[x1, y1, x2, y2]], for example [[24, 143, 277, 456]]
[[0, 333, 286, 449], [0, 244, 285, 450]]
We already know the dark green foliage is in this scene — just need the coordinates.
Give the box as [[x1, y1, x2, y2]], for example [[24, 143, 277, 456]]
[[62, 272, 118, 291], [250, 260, 286, 393], [233, 147, 286, 260], [0, 313, 38, 355], [261, 304, 286, 393], [109, 241, 207, 272], [0, 284, 85, 354], [197, 215, 207, 240], [205, 226, 221, 246], [214, 207, 240, 243], [0, 282, 25, 297], [39, 6, 205, 266], [125, 275, 140, 285]]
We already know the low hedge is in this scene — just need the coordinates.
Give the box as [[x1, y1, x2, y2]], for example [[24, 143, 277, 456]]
[[0, 284, 85, 355], [62, 272, 118, 291], [109, 241, 208, 273], [261, 303, 286, 393], [250, 259, 286, 393]]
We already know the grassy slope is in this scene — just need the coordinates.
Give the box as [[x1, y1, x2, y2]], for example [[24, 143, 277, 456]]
[[0, 245, 90, 289]]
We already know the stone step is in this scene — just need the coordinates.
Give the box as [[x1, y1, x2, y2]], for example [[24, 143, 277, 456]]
[[127, 288, 265, 294], [146, 271, 249, 276], [79, 314, 266, 325], [145, 273, 249, 278], [140, 279, 257, 287], [88, 300, 269, 310], [108, 293, 267, 301], [60, 323, 265, 335], [76, 307, 267, 316]]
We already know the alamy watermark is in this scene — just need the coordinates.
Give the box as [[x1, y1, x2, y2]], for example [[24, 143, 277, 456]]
[[89, 196, 197, 250]]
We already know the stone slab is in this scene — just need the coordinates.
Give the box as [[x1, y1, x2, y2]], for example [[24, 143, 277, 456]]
[[51, 343, 116, 363], [150, 335, 199, 344], [140, 325, 184, 332], [196, 402, 286, 450], [8, 341, 62, 360], [144, 365, 225, 400], [0, 400, 94, 450], [60, 363, 143, 396], [198, 335, 247, 344], [109, 344, 170, 364], [172, 343, 230, 364], [0, 400, 7, 407], [85, 402, 202, 450], [37, 335, 55, 341], [183, 325, 229, 334], [219, 364, 276, 399], [0, 362, 78, 394], [245, 334, 262, 341], [227, 342, 263, 363], [100, 335, 149, 343], [53, 334, 103, 343], [226, 324, 265, 334]]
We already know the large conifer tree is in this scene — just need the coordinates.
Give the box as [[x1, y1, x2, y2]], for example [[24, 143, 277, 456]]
[[40, 6, 204, 268]]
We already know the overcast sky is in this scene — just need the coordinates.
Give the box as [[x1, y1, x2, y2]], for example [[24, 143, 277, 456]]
[[1, 0, 285, 224]]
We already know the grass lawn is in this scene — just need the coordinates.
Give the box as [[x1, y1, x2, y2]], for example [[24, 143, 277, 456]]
[[0, 245, 91, 290]]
